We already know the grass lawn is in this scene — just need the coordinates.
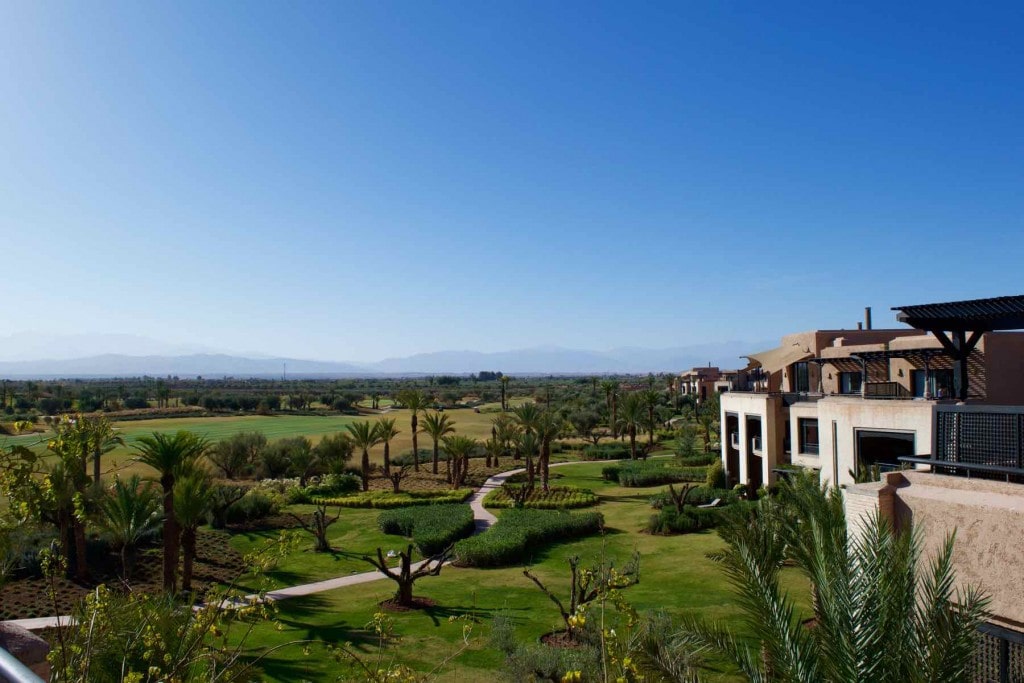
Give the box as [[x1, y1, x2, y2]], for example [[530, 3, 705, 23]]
[[234, 461, 811, 681]]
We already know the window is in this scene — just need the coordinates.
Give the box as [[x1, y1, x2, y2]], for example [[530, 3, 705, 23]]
[[793, 362, 810, 393], [912, 369, 954, 398], [798, 418, 820, 455], [839, 371, 862, 394]]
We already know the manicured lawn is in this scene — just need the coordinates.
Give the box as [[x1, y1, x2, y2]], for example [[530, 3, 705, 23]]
[[234, 461, 811, 681]]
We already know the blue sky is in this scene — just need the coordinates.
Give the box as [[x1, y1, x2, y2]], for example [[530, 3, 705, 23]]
[[1, 2, 1022, 362]]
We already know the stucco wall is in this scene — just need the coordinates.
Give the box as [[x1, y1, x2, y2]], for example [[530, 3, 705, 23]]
[[720, 392, 786, 486], [815, 397, 934, 486], [788, 401, 823, 470], [984, 333, 1024, 405], [896, 472, 1024, 628]]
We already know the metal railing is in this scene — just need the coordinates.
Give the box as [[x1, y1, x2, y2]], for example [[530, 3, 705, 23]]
[[0, 646, 44, 683], [863, 381, 913, 399], [975, 622, 1024, 683], [729, 432, 739, 450], [751, 436, 763, 453]]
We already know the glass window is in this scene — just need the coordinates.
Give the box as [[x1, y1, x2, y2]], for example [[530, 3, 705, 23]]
[[839, 372, 862, 394], [912, 369, 955, 397], [793, 362, 810, 393], [798, 418, 820, 455]]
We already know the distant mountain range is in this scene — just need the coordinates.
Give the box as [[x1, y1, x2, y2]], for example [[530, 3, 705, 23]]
[[0, 340, 770, 378]]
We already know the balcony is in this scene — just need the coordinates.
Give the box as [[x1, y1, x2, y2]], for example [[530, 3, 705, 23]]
[[729, 432, 739, 450], [751, 436, 763, 454]]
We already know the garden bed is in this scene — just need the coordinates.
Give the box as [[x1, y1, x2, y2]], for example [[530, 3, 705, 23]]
[[483, 485, 598, 510], [378, 504, 476, 555], [453, 509, 604, 568], [313, 488, 475, 509]]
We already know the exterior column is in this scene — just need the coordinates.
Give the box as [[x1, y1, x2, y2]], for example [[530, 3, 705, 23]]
[[737, 414, 749, 485]]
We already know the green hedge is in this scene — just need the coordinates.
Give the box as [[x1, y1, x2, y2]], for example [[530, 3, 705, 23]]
[[483, 485, 598, 510], [582, 443, 629, 460], [648, 486, 736, 509], [675, 453, 718, 467], [647, 500, 756, 535], [453, 509, 604, 567], [377, 504, 476, 556], [604, 461, 708, 487], [314, 488, 474, 509]]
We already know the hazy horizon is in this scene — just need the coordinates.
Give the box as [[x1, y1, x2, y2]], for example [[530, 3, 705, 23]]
[[3, 3, 1022, 361]]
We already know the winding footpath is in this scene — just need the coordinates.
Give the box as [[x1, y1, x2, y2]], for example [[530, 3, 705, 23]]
[[3, 460, 595, 630]]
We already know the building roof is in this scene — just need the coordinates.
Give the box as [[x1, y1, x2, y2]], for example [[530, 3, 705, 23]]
[[744, 343, 812, 374], [893, 294, 1024, 331]]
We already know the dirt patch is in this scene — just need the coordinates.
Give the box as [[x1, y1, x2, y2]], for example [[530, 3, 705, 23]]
[[0, 529, 246, 621], [540, 630, 585, 648], [379, 596, 438, 611]]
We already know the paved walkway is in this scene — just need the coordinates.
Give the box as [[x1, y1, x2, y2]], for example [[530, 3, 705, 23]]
[[3, 458, 615, 630]]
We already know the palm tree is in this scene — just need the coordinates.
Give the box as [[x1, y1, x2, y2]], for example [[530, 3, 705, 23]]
[[514, 431, 540, 490], [493, 414, 520, 461], [600, 380, 619, 438], [46, 419, 93, 581], [617, 392, 645, 460], [133, 431, 207, 592], [512, 402, 542, 435], [83, 416, 123, 490], [344, 420, 381, 492], [374, 418, 400, 476], [396, 390, 428, 472], [441, 435, 477, 489], [640, 388, 661, 449], [534, 412, 563, 492], [420, 412, 456, 478], [174, 469, 213, 592], [483, 436, 503, 468], [499, 376, 510, 411], [98, 475, 161, 581], [674, 473, 988, 682]]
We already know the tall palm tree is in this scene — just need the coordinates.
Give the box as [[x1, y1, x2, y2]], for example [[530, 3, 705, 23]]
[[85, 416, 123, 490], [512, 402, 542, 435], [441, 435, 478, 489], [374, 418, 400, 476], [133, 430, 207, 592], [420, 412, 456, 478], [97, 475, 161, 581], [600, 380, 619, 438], [499, 376, 510, 411], [483, 436, 503, 468], [174, 468, 213, 592], [640, 388, 661, 449], [396, 390, 428, 472], [344, 420, 381, 492], [534, 412, 563, 492], [514, 431, 540, 490], [674, 473, 988, 682], [46, 419, 93, 581], [617, 392, 644, 460]]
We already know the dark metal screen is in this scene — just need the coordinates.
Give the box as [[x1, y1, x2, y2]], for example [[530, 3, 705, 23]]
[[936, 411, 1024, 469], [975, 622, 1024, 683]]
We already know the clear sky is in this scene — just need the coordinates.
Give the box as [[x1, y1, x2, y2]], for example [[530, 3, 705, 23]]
[[2, 2, 1022, 362]]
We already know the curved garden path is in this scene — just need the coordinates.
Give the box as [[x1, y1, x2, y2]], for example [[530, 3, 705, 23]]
[[3, 458, 621, 630]]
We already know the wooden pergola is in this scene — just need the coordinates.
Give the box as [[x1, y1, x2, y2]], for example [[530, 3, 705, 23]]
[[892, 294, 1024, 400]]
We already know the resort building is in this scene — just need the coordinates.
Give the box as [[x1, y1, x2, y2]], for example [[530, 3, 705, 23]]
[[722, 294, 1024, 675], [678, 366, 749, 403]]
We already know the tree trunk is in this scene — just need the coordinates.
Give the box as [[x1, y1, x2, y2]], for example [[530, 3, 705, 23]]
[[72, 519, 89, 582], [161, 476, 178, 592], [648, 407, 655, 448], [361, 449, 370, 491], [397, 578, 413, 607], [121, 545, 137, 582], [432, 440, 440, 476], [181, 527, 196, 592], [541, 440, 551, 492], [92, 447, 102, 489], [383, 441, 391, 476], [612, 397, 618, 438], [411, 415, 420, 472], [629, 428, 637, 460]]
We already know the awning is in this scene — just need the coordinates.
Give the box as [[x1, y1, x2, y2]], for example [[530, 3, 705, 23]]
[[744, 344, 812, 374]]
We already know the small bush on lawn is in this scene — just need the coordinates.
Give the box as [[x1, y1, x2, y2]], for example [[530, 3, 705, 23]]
[[607, 461, 708, 487], [676, 453, 717, 467], [646, 500, 756, 535], [224, 491, 281, 524], [648, 486, 736, 509], [378, 504, 475, 556], [484, 485, 598, 510], [314, 489, 474, 509], [454, 509, 604, 567], [583, 443, 629, 461], [706, 460, 727, 489]]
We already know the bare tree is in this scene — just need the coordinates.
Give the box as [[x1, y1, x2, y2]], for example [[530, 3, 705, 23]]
[[288, 503, 342, 552], [386, 464, 413, 493], [361, 544, 449, 608]]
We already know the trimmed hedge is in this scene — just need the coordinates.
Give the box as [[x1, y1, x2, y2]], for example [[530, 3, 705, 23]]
[[314, 488, 474, 509], [604, 461, 707, 487], [453, 509, 604, 567], [484, 485, 598, 510], [676, 453, 718, 467], [582, 443, 629, 460], [647, 500, 756, 535], [648, 486, 736, 509], [377, 504, 476, 556]]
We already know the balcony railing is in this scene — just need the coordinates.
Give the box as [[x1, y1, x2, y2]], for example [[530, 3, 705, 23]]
[[899, 407, 1024, 483], [729, 432, 739, 450], [751, 436, 763, 454]]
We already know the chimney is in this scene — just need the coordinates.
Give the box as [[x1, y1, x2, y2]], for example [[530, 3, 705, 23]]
[[864, 307, 872, 330], [857, 322, 863, 330]]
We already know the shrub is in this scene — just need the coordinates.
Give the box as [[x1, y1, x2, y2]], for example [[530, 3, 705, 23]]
[[677, 453, 717, 467], [484, 485, 599, 510], [223, 490, 280, 524], [646, 500, 756, 535], [377, 504, 475, 556], [582, 443, 629, 461], [648, 486, 735, 509], [706, 460, 727, 489], [601, 465, 621, 481], [611, 461, 708, 487], [453, 509, 604, 567], [314, 489, 474, 509]]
